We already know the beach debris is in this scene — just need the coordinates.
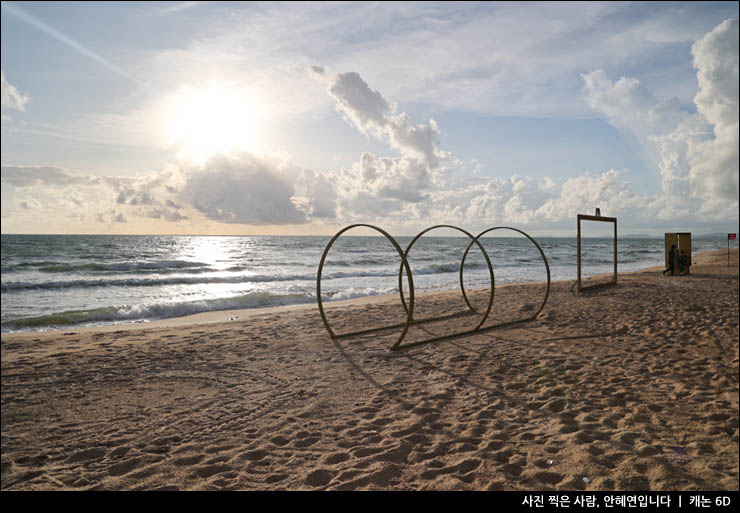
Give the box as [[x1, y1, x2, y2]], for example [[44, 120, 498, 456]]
[[582, 476, 591, 484], [547, 459, 554, 466], [671, 446, 687, 458]]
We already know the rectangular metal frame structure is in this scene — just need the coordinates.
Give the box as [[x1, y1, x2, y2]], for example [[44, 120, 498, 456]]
[[665, 232, 691, 275], [577, 214, 617, 294]]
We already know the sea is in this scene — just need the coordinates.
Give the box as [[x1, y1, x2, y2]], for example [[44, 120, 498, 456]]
[[1, 233, 734, 333]]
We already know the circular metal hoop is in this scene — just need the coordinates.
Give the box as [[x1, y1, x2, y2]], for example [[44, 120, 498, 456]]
[[316, 224, 415, 347], [461, 226, 551, 324], [398, 224, 495, 332]]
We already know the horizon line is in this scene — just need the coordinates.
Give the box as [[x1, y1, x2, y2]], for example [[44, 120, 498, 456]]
[[2, 232, 738, 239]]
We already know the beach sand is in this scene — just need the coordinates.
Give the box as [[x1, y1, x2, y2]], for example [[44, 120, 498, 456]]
[[2, 249, 738, 491]]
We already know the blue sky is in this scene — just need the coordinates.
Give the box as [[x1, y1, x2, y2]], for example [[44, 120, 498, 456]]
[[1, 1, 738, 236]]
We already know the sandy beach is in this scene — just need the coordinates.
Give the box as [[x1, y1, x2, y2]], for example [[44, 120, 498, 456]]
[[1, 248, 737, 491]]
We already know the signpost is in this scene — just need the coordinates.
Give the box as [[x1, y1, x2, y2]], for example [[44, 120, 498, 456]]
[[730, 234, 736, 266]]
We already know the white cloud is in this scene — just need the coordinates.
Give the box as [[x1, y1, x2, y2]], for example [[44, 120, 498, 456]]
[[4, 10, 738, 235], [1, 70, 30, 111], [1, 70, 30, 125], [313, 69, 452, 222], [324, 71, 447, 167], [327, 71, 392, 133], [177, 152, 307, 225], [158, 2, 203, 15], [109, 166, 189, 222], [1, 165, 99, 187], [582, 18, 739, 219], [96, 210, 128, 224], [1, 155, 333, 229], [687, 18, 739, 207], [312, 65, 737, 234], [293, 169, 337, 219], [309, 2, 736, 118], [0, 164, 188, 227], [345, 152, 431, 203], [313, 70, 660, 232], [581, 69, 688, 138], [536, 170, 645, 221]]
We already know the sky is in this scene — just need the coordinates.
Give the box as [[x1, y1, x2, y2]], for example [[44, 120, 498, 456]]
[[1, 1, 738, 237]]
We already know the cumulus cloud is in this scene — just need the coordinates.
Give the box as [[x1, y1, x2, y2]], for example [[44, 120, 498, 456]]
[[315, 69, 651, 230], [5, 16, 737, 235], [1, 164, 189, 228], [580, 68, 692, 171], [96, 210, 128, 224], [693, 19, 739, 129], [1, 70, 30, 113], [328, 72, 393, 135], [687, 18, 739, 207], [108, 167, 189, 222], [651, 18, 739, 215], [582, 18, 739, 217], [1, 165, 100, 187], [327, 71, 446, 168], [415, 172, 627, 229], [313, 69, 453, 221], [344, 152, 430, 203], [305, 68, 668, 232], [536, 170, 644, 221], [144, 206, 188, 222], [178, 152, 307, 225], [1, 153, 337, 229], [293, 169, 337, 219]]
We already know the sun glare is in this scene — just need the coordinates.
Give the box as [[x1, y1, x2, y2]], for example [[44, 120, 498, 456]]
[[166, 84, 262, 163]]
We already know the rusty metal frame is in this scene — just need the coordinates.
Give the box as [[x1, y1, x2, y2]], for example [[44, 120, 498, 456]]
[[461, 227, 551, 332], [393, 224, 495, 350], [316, 224, 415, 349], [576, 214, 617, 294], [316, 224, 551, 351]]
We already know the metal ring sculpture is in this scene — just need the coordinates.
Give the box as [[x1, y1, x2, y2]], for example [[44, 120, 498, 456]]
[[398, 224, 495, 333], [317, 224, 550, 350], [461, 226, 551, 330], [316, 224, 415, 349]]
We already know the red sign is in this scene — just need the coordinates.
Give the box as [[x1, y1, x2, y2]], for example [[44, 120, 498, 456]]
[[730, 234, 737, 240]]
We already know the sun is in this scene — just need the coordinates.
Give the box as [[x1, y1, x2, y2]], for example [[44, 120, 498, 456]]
[[166, 83, 262, 163]]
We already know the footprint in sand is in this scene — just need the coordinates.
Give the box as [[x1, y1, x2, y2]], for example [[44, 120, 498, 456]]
[[108, 458, 142, 477], [265, 473, 288, 484], [304, 469, 335, 487], [194, 464, 233, 479], [66, 448, 108, 463], [270, 435, 290, 447], [457, 458, 481, 475], [294, 434, 321, 448], [241, 449, 269, 462], [323, 452, 350, 464], [172, 455, 205, 466], [534, 471, 564, 485]]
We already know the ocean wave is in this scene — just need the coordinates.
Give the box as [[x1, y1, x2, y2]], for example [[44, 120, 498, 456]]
[[0, 292, 316, 331], [4, 259, 210, 274], [0, 285, 406, 332], [1, 273, 315, 292], [11, 260, 66, 268], [322, 257, 394, 267], [39, 260, 210, 273], [415, 263, 460, 274], [322, 286, 398, 301], [1, 262, 492, 293]]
